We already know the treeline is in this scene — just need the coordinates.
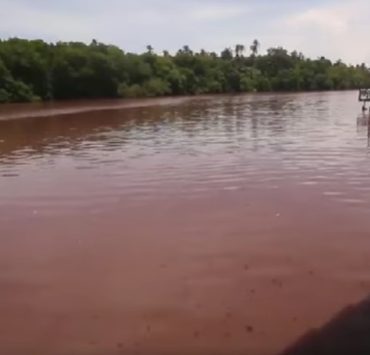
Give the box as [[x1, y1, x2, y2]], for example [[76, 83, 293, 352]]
[[0, 38, 369, 103]]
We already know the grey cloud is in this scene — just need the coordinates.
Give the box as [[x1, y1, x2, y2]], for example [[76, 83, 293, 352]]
[[0, 0, 369, 63]]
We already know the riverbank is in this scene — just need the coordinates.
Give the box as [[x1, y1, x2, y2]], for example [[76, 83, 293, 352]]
[[0, 90, 360, 121], [0, 96, 194, 121]]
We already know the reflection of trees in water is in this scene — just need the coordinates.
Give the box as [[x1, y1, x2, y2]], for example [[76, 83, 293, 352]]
[[0, 105, 174, 162], [0, 93, 336, 163], [280, 295, 370, 355]]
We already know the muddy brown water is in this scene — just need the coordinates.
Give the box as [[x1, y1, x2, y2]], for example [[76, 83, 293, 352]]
[[0, 92, 370, 355]]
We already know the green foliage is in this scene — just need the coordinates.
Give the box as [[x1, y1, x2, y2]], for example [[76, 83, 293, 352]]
[[0, 37, 369, 103], [118, 78, 171, 98], [118, 83, 145, 98], [143, 78, 171, 96], [0, 57, 36, 102]]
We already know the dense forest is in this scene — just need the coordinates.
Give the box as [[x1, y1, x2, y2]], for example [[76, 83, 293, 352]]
[[0, 38, 370, 103]]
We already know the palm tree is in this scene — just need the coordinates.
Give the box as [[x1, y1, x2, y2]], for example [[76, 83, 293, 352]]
[[182, 45, 193, 55], [235, 44, 245, 58], [250, 39, 260, 57], [200, 49, 207, 56], [146, 45, 154, 54]]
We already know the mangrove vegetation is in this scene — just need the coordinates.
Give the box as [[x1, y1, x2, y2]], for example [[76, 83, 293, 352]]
[[0, 38, 370, 103]]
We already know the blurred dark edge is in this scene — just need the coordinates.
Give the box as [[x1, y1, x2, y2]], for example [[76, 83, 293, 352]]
[[280, 296, 370, 355]]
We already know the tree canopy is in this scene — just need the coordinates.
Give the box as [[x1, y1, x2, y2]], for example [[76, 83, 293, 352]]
[[0, 38, 369, 103]]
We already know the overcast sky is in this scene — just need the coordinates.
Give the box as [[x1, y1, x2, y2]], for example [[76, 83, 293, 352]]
[[1, 0, 369, 64]]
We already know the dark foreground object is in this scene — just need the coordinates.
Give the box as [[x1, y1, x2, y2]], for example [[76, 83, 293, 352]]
[[281, 297, 370, 355]]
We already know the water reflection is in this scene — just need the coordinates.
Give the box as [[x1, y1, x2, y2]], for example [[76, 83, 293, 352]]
[[1, 92, 370, 207], [0, 93, 333, 161], [5, 95, 369, 192]]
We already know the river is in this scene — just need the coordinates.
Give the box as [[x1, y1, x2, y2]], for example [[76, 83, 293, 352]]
[[1, 91, 370, 355]]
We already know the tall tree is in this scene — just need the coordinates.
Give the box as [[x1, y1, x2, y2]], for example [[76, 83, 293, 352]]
[[250, 39, 260, 56], [221, 48, 233, 60], [235, 44, 245, 58], [146, 45, 154, 54]]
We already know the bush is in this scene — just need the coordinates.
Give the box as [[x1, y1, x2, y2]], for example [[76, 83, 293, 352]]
[[6, 79, 36, 102], [0, 88, 10, 103], [118, 83, 145, 98], [240, 76, 256, 92], [143, 78, 171, 97]]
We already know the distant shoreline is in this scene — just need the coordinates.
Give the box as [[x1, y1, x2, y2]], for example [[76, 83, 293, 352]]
[[0, 96, 192, 121], [0, 38, 368, 104]]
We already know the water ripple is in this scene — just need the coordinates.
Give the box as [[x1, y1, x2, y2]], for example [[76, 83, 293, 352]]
[[0, 92, 370, 211]]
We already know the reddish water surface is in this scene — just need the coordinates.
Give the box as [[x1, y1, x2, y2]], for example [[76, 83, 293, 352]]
[[0, 92, 370, 355]]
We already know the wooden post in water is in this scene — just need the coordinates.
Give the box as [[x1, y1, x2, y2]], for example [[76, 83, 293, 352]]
[[359, 88, 370, 111]]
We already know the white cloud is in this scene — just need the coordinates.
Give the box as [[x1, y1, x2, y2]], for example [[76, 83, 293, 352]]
[[0, 0, 95, 41], [287, 8, 349, 34], [191, 4, 249, 21], [275, 1, 370, 64]]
